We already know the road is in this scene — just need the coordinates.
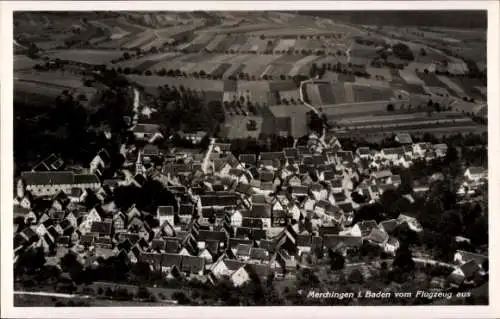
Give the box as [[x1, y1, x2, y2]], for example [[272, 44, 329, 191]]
[[202, 138, 216, 174], [14, 290, 90, 299]]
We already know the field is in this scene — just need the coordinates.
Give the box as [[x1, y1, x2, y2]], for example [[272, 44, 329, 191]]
[[14, 55, 38, 70], [44, 49, 126, 64], [13, 11, 486, 139]]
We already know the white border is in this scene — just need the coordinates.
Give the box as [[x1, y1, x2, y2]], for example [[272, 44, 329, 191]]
[[1, 1, 499, 318]]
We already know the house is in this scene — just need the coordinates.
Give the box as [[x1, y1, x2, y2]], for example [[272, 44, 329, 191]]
[[356, 147, 372, 159], [179, 204, 194, 223], [230, 264, 251, 287], [380, 148, 404, 162], [229, 210, 243, 227], [448, 260, 481, 287], [78, 208, 102, 235], [131, 123, 163, 141], [179, 131, 207, 144], [453, 250, 488, 267], [272, 210, 288, 227], [19, 172, 72, 197], [238, 154, 257, 167], [395, 133, 413, 145], [90, 149, 111, 175], [235, 244, 252, 261], [433, 144, 448, 158], [356, 220, 379, 237], [112, 212, 126, 232], [412, 143, 430, 157], [365, 228, 389, 246], [157, 206, 175, 227], [68, 188, 87, 203], [384, 237, 400, 255], [32, 153, 64, 172], [379, 219, 398, 233], [464, 167, 487, 182], [90, 221, 112, 238], [397, 214, 423, 232]]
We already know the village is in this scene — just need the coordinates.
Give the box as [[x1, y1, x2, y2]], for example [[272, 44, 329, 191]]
[[13, 111, 489, 303]]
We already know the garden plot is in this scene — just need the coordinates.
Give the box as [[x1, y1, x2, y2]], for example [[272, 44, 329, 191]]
[[116, 52, 180, 69], [237, 81, 271, 104], [416, 72, 447, 88], [272, 54, 307, 65], [126, 75, 224, 91], [14, 55, 38, 70], [239, 38, 269, 52], [304, 83, 322, 106], [269, 80, 297, 92], [242, 55, 283, 77], [317, 83, 336, 104], [176, 33, 214, 51], [210, 63, 232, 78], [273, 39, 296, 52], [436, 75, 465, 96], [205, 34, 227, 51], [261, 64, 293, 78], [354, 77, 391, 88], [226, 36, 249, 52], [223, 64, 246, 79], [350, 42, 380, 59], [276, 90, 300, 103], [398, 69, 425, 85], [366, 67, 392, 81], [46, 49, 125, 64], [352, 84, 394, 102], [343, 83, 355, 103]]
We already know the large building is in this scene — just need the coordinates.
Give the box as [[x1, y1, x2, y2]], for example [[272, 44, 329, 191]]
[[18, 171, 101, 197]]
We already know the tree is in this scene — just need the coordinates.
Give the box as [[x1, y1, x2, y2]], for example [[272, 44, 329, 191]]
[[348, 269, 364, 284], [392, 244, 415, 273], [329, 251, 346, 270], [387, 103, 395, 112]]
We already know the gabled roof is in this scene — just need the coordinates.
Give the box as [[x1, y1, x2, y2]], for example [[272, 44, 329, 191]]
[[200, 195, 239, 207], [74, 174, 100, 185], [236, 244, 252, 256], [165, 240, 181, 254], [249, 247, 269, 261], [214, 143, 232, 152], [379, 219, 399, 233], [357, 220, 379, 237], [283, 148, 299, 159], [456, 250, 488, 265], [460, 260, 481, 278], [357, 147, 371, 155], [238, 154, 257, 165], [158, 206, 175, 216], [395, 133, 413, 144], [365, 228, 389, 244], [181, 255, 205, 273], [161, 253, 182, 268], [21, 171, 74, 186], [197, 230, 227, 242], [179, 204, 194, 216], [250, 204, 271, 218], [224, 259, 247, 271], [242, 218, 263, 228], [296, 234, 312, 247], [229, 238, 254, 248], [318, 225, 342, 236], [132, 123, 160, 134], [467, 166, 486, 175], [151, 239, 166, 251], [90, 221, 112, 235]]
